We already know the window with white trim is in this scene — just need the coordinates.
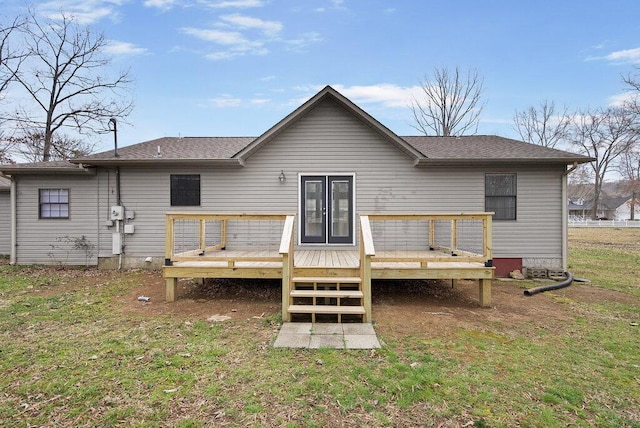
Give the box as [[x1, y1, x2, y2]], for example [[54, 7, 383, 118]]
[[485, 173, 516, 220], [39, 189, 70, 219]]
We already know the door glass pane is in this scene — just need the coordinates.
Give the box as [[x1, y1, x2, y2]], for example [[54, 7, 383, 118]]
[[331, 180, 349, 237], [305, 181, 323, 237]]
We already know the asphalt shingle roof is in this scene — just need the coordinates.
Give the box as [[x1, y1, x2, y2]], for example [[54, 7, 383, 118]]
[[78, 136, 255, 161], [70, 134, 589, 163], [402, 135, 588, 161]]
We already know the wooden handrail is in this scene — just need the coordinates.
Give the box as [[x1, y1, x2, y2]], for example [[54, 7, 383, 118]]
[[359, 216, 376, 257], [279, 215, 295, 322], [279, 215, 296, 255], [365, 212, 493, 221], [359, 216, 375, 322], [165, 213, 289, 221]]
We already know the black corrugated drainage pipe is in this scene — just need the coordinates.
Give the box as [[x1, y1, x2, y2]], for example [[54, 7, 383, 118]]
[[524, 272, 574, 297]]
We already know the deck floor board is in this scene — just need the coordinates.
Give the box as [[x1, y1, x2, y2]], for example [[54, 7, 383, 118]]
[[168, 249, 487, 270]]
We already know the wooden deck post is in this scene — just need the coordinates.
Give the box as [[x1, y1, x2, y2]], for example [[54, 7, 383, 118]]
[[429, 219, 435, 249], [199, 219, 206, 253], [484, 213, 493, 262], [279, 216, 295, 322], [221, 219, 227, 249], [360, 216, 375, 323], [450, 219, 458, 253], [166, 277, 178, 302], [165, 214, 175, 263], [479, 278, 491, 307]]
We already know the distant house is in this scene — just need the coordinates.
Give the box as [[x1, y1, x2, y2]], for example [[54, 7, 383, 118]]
[[0, 86, 592, 277], [616, 196, 639, 220], [568, 195, 633, 220]]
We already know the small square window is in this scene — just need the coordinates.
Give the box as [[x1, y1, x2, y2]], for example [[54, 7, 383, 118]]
[[39, 189, 70, 219], [171, 175, 200, 206], [485, 174, 516, 220]]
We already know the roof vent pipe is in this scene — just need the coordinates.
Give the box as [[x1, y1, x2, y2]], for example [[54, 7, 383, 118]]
[[109, 118, 118, 158]]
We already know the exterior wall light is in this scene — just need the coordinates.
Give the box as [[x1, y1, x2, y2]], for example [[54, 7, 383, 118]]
[[279, 170, 286, 183]]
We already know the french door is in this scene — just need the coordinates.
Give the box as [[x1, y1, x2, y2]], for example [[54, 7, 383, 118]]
[[300, 175, 354, 244]]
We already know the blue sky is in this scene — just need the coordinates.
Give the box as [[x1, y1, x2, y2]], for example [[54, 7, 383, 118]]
[[4, 0, 640, 153]]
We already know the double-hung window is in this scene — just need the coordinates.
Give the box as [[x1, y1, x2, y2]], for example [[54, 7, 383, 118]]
[[485, 173, 516, 220], [170, 174, 201, 206], [39, 189, 70, 219]]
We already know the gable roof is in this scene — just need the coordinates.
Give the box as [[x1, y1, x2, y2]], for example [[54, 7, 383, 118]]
[[569, 195, 631, 211], [234, 85, 424, 162], [1, 85, 593, 172]]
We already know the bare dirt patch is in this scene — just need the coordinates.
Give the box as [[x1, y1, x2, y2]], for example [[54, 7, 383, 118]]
[[106, 272, 634, 339]]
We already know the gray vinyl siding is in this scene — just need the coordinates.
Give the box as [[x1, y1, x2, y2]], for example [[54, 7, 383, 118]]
[[91, 98, 565, 267], [14, 175, 99, 265], [0, 190, 10, 255]]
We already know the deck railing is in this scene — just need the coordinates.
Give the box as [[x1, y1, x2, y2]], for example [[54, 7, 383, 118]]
[[365, 213, 493, 266], [279, 215, 296, 320], [359, 216, 375, 322], [164, 213, 290, 266]]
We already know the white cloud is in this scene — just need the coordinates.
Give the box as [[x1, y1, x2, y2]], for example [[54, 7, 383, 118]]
[[104, 40, 149, 56], [143, 0, 178, 10], [588, 47, 640, 64], [182, 27, 247, 45], [331, 83, 422, 108], [285, 32, 322, 52], [182, 13, 284, 60], [604, 48, 640, 64], [39, 0, 124, 24], [183, 10, 318, 60], [201, 0, 264, 8], [219, 14, 282, 36], [208, 95, 243, 107], [608, 91, 639, 107], [250, 98, 270, 105]]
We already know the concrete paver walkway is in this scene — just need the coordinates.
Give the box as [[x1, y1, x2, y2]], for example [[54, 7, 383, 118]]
[[273, 322, 381, 349]]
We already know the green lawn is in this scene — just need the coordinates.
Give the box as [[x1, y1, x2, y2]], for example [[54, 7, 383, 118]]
[[0, 229, 639, 427]]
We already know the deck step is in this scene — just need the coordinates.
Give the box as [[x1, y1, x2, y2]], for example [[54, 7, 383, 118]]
[[290, 290, 364, 298], [292, 276, 362, 284], [287, 305, 366, 315]]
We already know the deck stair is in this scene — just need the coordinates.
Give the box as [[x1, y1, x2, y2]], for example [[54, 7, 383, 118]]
[[287, 276, 365, 323]]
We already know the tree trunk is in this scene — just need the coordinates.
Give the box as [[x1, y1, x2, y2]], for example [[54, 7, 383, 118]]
[[592, 176, 601, 220]]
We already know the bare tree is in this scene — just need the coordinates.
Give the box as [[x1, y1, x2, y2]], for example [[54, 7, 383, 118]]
[[1, 11, 132, 162], [8, 130, 94, 163], [622, 65, 640, 113], [1, 15, 26, 96], [410, 66, 485, 136], [1, 15, 27, 163], [570, 107, 639, 219], [513, 100, 571, 148], [618, 147, 640, 220]]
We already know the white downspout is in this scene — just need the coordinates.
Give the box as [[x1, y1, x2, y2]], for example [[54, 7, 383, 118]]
[[9, 176, 17, 265], [562, 162, 579, 271]]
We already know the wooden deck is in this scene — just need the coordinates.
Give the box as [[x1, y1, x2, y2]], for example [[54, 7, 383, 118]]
[[165, 248, 489, 271], [163, 213, 495, 322]]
